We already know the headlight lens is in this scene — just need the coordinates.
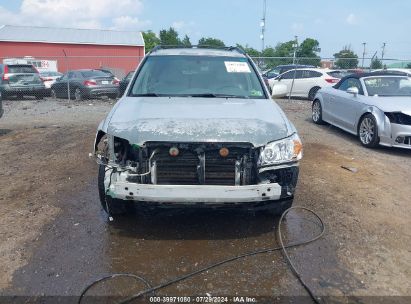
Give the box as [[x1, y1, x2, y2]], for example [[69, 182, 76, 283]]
[[258, 133, 303, 166]]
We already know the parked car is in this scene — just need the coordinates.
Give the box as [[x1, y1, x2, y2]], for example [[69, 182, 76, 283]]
[[118, 71, 134, 96], [93, 46, 303, 216], [39, 71, 63, 89], [269, 68, 340, 100], [0, 64, 46, 99], [0, 91, 3, 118], [312, 71, 411, 149], [50, 69, 119, 100], [262, 64, 316, 80]]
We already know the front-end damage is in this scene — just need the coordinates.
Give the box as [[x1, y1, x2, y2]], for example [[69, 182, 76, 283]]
[[93, 131, 300, 208]]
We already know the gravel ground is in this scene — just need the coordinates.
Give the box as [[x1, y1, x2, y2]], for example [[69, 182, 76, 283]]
[[0, 97, 410, 302]]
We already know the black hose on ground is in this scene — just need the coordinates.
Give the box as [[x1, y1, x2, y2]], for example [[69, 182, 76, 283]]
[[78, 206, 325, 304]]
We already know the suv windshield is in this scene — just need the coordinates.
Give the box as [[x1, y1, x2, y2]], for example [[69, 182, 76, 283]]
[[364, 76, 411, 96], [130, 55, 266, 98]]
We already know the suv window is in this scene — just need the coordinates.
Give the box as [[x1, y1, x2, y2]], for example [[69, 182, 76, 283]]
[[308, 71, 322, 78], [131, 55, 265, 98], [7, 65, 37, 74], [338, 78, 364, 95], [281, 70, 303, 79], [281, 70, 296, 80]]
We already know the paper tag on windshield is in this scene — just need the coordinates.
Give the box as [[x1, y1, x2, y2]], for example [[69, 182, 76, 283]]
[[224, 61, 251, 73]]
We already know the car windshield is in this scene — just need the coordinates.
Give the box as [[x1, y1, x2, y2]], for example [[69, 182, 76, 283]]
[[364, 76, 411, 96], [130, 55, 266, 98]]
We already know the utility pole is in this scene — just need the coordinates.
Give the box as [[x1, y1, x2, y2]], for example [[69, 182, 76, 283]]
[[292, 36, 298, 65], [362, 42, 366, 68], [260, 0, 267, 52], [381, 42, 386, 60], [62, 49, 70, 101], [289, 36, 299, 101]]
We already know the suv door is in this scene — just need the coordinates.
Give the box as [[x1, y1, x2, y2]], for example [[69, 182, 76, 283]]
[[276, 70, 299, 95], [292, 70, 314, 96]]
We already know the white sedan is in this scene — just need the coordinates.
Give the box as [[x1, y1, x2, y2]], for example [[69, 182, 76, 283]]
[[269, 68, 339, 100]]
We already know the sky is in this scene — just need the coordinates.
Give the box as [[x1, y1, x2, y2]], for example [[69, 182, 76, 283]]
[[0, 0, 410, 59]]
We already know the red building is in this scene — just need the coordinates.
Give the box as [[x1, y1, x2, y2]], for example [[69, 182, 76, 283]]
[[0, 25, 145, 77]]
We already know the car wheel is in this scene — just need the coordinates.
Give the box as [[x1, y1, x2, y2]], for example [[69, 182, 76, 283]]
[[98, 164, 131, 215], [308, 87, 320, 101], [312, 99, 325, 124], [358, 114, 380, 148], [51, 89, 57, 99], [74, 88, 83, 101], [108, 94, 118, 100]]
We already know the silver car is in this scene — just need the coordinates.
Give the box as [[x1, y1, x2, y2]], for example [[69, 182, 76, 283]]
[[312, 72, 411, 149], [93, 46, 303, 217]]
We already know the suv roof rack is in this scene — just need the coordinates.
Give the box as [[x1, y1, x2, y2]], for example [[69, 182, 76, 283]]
[[149, 45, 246, 55]]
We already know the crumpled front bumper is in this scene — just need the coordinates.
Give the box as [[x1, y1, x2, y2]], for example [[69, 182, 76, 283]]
[[380, 123, 411, 150], [104, 164, 299, 206], [108, 182, 283, 204]]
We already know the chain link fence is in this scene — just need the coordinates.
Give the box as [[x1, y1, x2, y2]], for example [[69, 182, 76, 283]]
[[1, 54, 410, 101]]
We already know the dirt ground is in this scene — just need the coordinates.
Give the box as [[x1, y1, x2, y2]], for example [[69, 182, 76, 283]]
[[0, 97, 410, 302]]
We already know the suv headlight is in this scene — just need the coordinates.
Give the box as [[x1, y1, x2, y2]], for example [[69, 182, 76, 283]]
[[258, 133, 303, 166]]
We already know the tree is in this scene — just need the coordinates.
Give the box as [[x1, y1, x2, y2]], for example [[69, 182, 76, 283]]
[[182, 35, 191, 47], [370, 57, 383, 69], [198, 37, 225, 48], [296, 38, 321, 66], [261, 42, 295, 68], [272, 41, 295, 58], [159, 27, 181, 46], [334, 46, 359, 69], [142, 30, 160, 53], [236, 44, 260, 57]]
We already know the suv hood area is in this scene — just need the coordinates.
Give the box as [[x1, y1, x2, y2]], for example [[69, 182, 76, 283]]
[[103, 97, 293, 147]]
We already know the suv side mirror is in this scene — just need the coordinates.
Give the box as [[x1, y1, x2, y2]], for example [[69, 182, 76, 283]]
[[347, 87, 359, 95]]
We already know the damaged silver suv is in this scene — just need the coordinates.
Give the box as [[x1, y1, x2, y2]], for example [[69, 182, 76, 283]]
[[93, 46, 303, 216]]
